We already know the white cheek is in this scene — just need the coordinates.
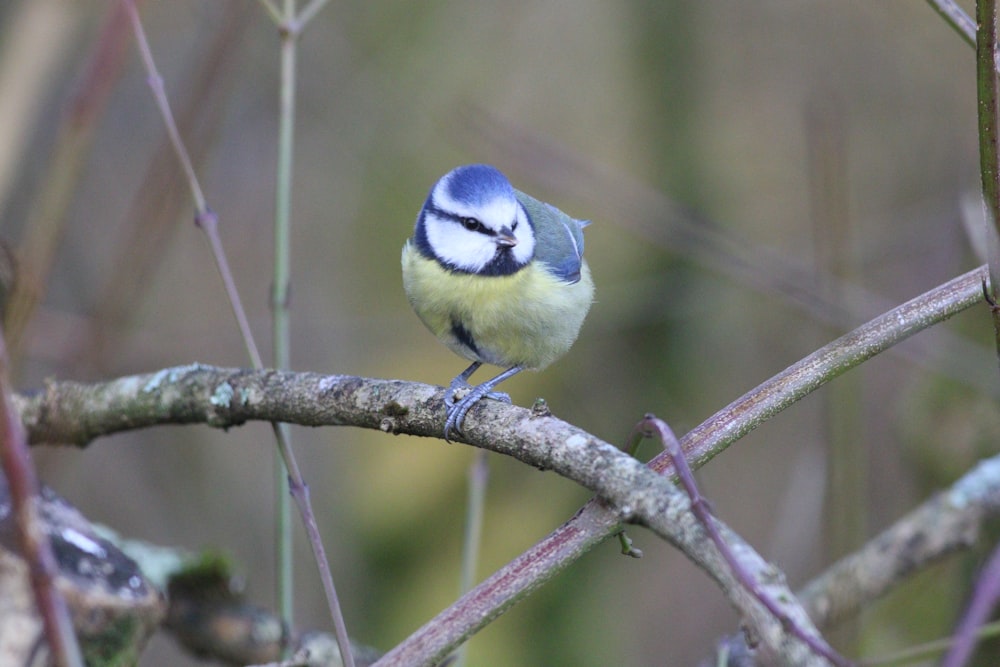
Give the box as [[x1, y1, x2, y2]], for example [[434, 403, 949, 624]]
[[511, 208, 535, 264], [426, 217, 496, 270]]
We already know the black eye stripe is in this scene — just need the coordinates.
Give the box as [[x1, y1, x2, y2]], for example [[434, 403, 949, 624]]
[[426, 203, 495, 235]]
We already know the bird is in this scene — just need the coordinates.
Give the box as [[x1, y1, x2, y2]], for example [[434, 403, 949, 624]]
[[401, 164, 594, 441]]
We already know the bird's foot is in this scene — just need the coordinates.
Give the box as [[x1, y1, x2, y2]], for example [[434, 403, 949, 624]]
[[443, 388, 483, 442], [444, 386, 512, 442], [442, 366, 522, 442], [445, 362, 484, 408]]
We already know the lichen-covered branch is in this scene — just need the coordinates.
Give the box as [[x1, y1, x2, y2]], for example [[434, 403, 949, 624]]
[[800, 454, 1000, 626], [15, 363, 835, 665], [30, 345, 1000, 665], [15, 364, 407, 446], [372, 264, 992, 665], [14, 264, 994, 666]]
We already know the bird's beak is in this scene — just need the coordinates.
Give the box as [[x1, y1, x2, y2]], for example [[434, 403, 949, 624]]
[[495, 226, 517, 248]]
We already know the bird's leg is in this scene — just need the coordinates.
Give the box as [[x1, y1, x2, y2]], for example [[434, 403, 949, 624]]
[[445, 361, 483, 407], [445, 361, 511, 407], [444, 366, 523, 442]]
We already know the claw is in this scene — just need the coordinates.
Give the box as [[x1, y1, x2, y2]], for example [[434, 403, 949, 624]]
[[485, 390, 511, 403], [441, 365, 523, 441], [444, 361, 482, 408], [443, 399, 471, 442]]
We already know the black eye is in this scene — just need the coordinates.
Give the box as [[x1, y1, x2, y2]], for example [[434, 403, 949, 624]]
[[511, 220, 518, 231], [460, 217, 482, 232]]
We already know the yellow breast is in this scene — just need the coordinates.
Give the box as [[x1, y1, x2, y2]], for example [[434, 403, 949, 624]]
[[401, 241, 594, 370]]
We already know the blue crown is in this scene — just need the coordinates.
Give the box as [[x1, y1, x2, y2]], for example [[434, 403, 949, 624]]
[[444, 164, 514, 206]]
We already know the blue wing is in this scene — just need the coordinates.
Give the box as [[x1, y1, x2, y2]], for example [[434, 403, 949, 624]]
[[514, 190, 587, 284]]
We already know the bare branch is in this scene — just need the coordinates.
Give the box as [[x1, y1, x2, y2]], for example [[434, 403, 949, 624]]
[[14, 263, 993, 665], [799, 454, 1000, 627], [17, 364, 833, 665], [0, 332, 82, 665]]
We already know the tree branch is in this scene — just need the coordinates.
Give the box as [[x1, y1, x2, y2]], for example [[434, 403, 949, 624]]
[[18, 363, 837, 665], [16, 264, 992, 665], [370, 262, 988, 665], [799, 453, 1000, 628]]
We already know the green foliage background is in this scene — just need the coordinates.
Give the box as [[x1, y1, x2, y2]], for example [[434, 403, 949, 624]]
[[0, 1, 994, 665]]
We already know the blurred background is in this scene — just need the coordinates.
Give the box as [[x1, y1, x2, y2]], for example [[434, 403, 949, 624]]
[[1, 1, 997, 664]]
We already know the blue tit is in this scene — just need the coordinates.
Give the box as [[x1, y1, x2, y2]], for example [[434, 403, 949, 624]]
[[401, 164, 594, 440]]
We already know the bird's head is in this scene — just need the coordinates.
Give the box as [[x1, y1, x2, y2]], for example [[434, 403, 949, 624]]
[[415, 164, 535, 275]]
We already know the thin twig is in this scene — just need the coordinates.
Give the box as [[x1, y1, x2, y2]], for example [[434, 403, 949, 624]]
[[0, 328, 82, 667], [637, 415, 851, 667], [257, 0, 283, 25], [124, 4, 354, 664], [125, 2, 206, 213], [272, 0, 297, 640], [128, 0, 257, 368], [198, 209, 264, 367], [926, 0, 977, 45], [271, 419, 356, 667], [83, 2, 251, 370], [267, 0, 348, 661], [941, 539, 1000, 667], [975, 0, 1000, 368], [293, 0, 332, 34], [454, 450, 489, 667], [864, 620, 1000, 666]]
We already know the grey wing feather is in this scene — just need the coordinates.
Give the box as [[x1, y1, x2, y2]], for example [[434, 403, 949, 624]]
[[514, 190, 587, 284]]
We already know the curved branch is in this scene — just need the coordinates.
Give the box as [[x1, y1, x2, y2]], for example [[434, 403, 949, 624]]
[[668, 265, 990, 472], [17, 364, 836, 665], [16, 265, 991, 666], [368, 265, 992, 665]]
